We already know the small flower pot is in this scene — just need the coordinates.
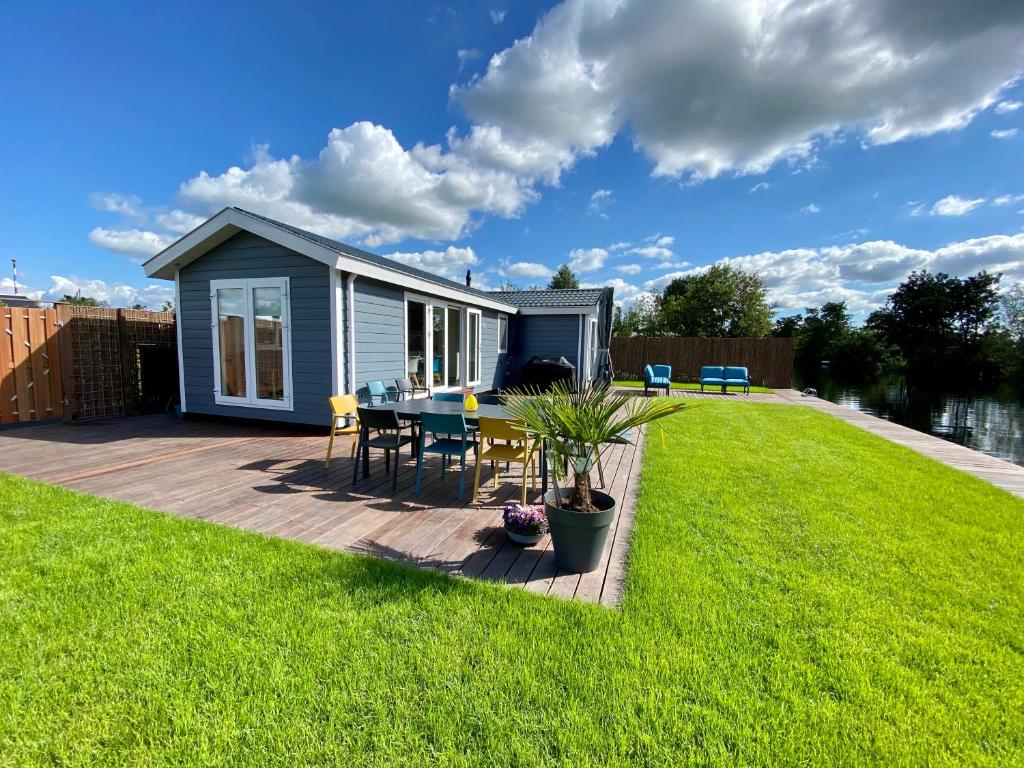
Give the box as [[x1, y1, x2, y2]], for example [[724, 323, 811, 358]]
[[544, 489, 617, 573], [505, 528, 544, 546]]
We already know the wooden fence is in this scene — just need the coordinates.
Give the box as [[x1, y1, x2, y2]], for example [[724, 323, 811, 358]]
[[610, 336, 795, 388], [0, 307, 65, 423], [0, 305, 178, 425]]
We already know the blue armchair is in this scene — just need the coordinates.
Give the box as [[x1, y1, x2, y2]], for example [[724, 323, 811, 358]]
[[643, 364, 672, 396], [723, 366, 751, 394]]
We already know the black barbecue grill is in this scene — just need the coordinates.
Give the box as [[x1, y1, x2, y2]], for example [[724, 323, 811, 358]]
[[520, 356, 577, 391]]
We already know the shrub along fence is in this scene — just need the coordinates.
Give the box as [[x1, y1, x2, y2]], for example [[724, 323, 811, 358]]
[[0, 304, 178, 425], [611, 336, 795, 389]]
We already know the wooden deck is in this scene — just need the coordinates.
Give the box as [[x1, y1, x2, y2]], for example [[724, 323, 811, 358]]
[[0, 415, 645, 606]]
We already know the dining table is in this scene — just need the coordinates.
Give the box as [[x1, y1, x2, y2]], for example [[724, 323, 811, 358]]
[[364, 398, 551, 494]]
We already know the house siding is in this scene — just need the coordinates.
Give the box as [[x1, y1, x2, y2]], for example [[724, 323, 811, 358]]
[[179, 231, 331, 426], [516, 314, 583, 375], [349, 278, 508, 397]]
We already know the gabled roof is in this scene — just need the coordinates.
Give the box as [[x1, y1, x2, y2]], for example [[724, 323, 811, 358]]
[[142, 207, 518, 313], [488, 288, 607, 314]]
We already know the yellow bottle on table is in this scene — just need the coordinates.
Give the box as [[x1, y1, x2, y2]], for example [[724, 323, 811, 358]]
[[465, 392, 479, 411]]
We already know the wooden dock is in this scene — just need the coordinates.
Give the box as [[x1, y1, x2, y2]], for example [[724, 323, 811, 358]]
[[0, 415, 645, 606]]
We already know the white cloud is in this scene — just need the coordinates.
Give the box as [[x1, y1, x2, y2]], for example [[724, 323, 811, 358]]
[[88, 227, 176, 259], [995, 100, 1023, 114], [568, 247, 608, 272], [616, 263, 642, 275], [994, 194, 1024, 207], [582, 277, 641, 305], [382, 245, 480, 283], [991, 128, 1019, 139], [153, 209, 206, 235], [607, 241, 632, 252], [931, 194, 987, 216], [457, 48, 482, 72], [749, 182, 770, 194], [802, 203, 821, 214], [631, 245, 674, 260], [501, 261, 552, 278], [642, 233, 1024, 314], [90, 192, 141, 217], [490, 9, 506, 24], [587, 188, 613, 217], [2, 274, 173, 309], [454, 0, 1024, 182]]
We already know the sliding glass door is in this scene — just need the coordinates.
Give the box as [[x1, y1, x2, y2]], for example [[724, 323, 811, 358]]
[[408, 296, 467, 392]]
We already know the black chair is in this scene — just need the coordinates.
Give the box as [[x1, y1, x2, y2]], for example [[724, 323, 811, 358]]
[[395, 377, 430, 401], [476, 393, 502, 406], [352, 407, 416, 492]]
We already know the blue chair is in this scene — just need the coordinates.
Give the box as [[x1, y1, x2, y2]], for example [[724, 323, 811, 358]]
[[352, 406, 416, 492], [416, 411, 479, 500], [699, 366, 726, 393], [365, 380, 392, 405], [723, 366, 751, 395], [476, 393, 502, 406], [432, 392, 465, 403], [643, 364, 672, 396]]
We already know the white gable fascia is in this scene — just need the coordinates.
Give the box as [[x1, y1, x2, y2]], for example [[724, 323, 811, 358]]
[[143, 208, 518, 314]]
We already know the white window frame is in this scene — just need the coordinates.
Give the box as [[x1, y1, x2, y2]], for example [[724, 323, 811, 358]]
[[404, 292, 466, 393], [210, 277, 293, 410], [589, 317, 599, 377], [497, 314, 508, 353], [466, 308, 482, 387]]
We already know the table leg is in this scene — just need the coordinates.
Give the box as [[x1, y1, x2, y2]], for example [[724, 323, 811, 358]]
[[361, 426, 370, 478]]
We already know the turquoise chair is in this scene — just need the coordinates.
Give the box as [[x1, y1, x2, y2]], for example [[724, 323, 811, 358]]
[[723, 366, 751, 394], [432, 391, 465, 403], [415, 411, 479, 500], [643, 364, 672, 396], [699, 366, 726, 393], [365, 379, 391, 405]]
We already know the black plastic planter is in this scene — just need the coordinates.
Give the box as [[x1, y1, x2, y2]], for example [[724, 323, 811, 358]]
[[543, 489, 617, 573]]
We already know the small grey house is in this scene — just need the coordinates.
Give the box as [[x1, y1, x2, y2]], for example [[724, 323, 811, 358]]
[[143, 207, 613, 427]]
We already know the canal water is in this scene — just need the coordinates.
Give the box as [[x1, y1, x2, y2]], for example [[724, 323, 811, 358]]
[[795, 372, 1024, 467]]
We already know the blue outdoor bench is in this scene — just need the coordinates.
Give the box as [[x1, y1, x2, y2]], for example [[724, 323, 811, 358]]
[[700, 365, 751, 394], [643, 364, 672, 396]]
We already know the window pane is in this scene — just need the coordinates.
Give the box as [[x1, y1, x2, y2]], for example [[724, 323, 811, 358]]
[[447, 306, 460, 387], [432, 306, 445, 387], [469, 313, 480, 382], [217, 288, 246, 397], [253, 286, 284, 401], [407, 301, 426, 387], [498, 316, 508, 352]]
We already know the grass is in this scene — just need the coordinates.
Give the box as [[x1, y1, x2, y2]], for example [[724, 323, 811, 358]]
[[614, 379, 774, 393], [1, 402, 1022, 766]]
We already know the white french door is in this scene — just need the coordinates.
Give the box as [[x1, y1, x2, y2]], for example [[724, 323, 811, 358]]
[[426, 301, 464, 391]]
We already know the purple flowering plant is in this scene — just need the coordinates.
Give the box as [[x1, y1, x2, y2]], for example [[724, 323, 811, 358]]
[[502, 503, 549, 536]]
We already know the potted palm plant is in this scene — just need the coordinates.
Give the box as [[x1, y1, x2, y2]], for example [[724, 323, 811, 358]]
[[503, 381, 685, 573]]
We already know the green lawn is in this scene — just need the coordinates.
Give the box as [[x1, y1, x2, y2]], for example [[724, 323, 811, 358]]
[[1, 402, 1021, 766], [615, 379, 774, 393]]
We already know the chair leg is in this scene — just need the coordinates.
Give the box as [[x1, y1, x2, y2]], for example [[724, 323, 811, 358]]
[[350, 433, 358, 458], [472, 452, 483, 503], [385, 448, 390, 473], [494, 460, 501, 489], [458, 451, 466, 501], [520, 460, 528, 505], [391, 444, 400, 492], [325, 430, 336, 469], [351, 436, 362, 487], [415, 444, 424, 495]]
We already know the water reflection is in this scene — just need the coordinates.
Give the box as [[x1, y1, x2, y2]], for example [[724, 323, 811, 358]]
[[796, 372, 1024, 467]]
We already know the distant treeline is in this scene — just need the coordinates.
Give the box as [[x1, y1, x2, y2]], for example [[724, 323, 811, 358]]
[[613, 264, 1024, 386]]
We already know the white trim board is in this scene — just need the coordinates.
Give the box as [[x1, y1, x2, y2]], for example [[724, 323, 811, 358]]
[[145, 207, 518, 314], [174, 271, 187, 413]]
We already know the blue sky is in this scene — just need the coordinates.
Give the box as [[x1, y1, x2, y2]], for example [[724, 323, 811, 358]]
[[2, 0, 1023, 314]]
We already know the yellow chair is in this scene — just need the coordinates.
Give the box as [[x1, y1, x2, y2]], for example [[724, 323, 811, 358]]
[[472, 416, 536, 504], [324, 394, 360, 468]]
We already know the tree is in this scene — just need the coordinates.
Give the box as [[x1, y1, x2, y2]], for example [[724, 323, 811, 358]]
[[612, 295, 661, 337], [547, 265, 580, 289], [61, 294, 105, 307], [772, 314, 803, 338], [657, 264, 772, 337], [160, 299, 175, 312], [499, 280, 522, 292], [1001, 283, 1024, 343], [868, 270, 1002, 377]]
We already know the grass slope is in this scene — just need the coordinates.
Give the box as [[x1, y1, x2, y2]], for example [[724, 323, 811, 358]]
[[1, 402, 1021, 766], [614, 379, 774, 394]]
